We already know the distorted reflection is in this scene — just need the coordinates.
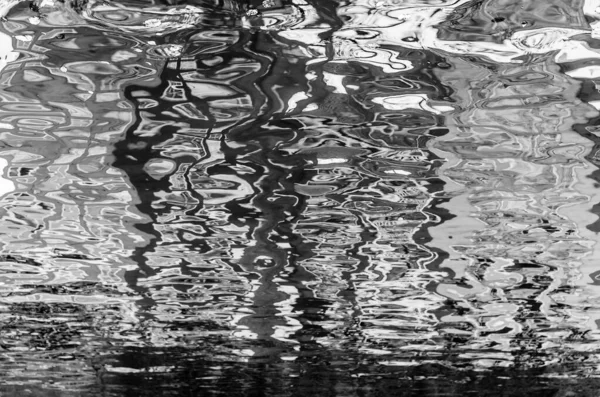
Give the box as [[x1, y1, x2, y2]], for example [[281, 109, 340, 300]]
[[0, 0, 600, 395]]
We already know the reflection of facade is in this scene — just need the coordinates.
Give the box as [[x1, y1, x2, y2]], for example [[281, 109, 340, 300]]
[[56, 0, 446, 368], [430, 58, 600, 356]]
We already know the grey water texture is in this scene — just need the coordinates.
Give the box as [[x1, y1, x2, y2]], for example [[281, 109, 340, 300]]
[[0, 0, 599, 395]]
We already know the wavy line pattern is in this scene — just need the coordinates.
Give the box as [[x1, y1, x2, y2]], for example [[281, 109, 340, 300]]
[[0, 0, 599, 395]]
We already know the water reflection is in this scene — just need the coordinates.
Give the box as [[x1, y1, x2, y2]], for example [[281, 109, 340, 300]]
[[1, 0, 600, 395]]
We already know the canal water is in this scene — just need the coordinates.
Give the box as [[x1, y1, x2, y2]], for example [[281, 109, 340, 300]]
[[1, 0, 600, 395]]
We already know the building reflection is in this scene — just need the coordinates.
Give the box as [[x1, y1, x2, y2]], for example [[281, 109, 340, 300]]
[[0, 0, 600, 394], [105, 0, 457, 369]]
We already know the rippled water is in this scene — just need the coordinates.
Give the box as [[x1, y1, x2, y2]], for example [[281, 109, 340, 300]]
[[2, 0, 600, 395]]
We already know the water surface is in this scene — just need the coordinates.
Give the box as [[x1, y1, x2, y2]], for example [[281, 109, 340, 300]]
[[1, 0, 600, 395]]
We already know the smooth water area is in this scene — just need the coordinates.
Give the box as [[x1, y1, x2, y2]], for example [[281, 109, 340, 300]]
[[1, 0, 600, 395]]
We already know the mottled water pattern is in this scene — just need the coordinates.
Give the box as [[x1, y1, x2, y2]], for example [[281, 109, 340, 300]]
[[1, 0, 600, 395]]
